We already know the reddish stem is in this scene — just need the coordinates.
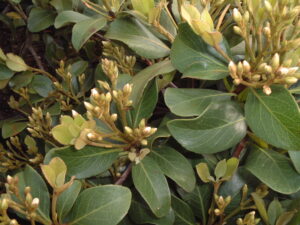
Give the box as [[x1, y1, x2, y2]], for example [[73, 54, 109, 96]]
[[114, 164, 132, 185], [233, 138, 248, 158]]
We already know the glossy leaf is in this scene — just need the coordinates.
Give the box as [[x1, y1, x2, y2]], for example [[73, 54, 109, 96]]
[[245, 146, 300, 194], [129, 198, 175, 225], [132, 157, 171, 218], [41, 157, 67, 188], [171, 195, 196, 225], [171, 23, 228, 80], [5, 53, 28, 72], [30, 75, 53, 97], [0, 64, 14, 80], [57, 180, 82, 222], [44, 146, 121, 179], [178, 184, 212, 225], [2, 120, 27, 138], [168, 101, 247, 154], [16, 166, 51, 223], [9, 71, 33, 89], [54, 11, 90, 28], [289, 151, 300, 173], [150, 146, 196, 192], [268, 199, 283, 225], [106, 18, 170, 59], [130, 60, 174, 106], [72, 17, 106, 51], [68, 185, 131, 225], [28, 8, 56, 32], [165, 88, 234, 117], [251, 193, 269, 225], [245, 86, 300, 151]]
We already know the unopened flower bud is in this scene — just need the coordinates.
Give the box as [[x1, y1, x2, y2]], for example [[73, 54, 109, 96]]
[[124, 126, 133, 134], [98, 81, 110, 90], [111, 114, 118, 121], [285, 77, 298, 84], [264, 0, 272, 13], [243, 11, 250, 23], [228, 61, 237, 76], [278, 67, 289, 76], [243, 61, 251, 73], [139, 119, 146, 128], [287, 67, 299, 76], [26, 193, 33, 205], [236, 218, 243, 225], [24, 186, 31, 195], [141, 139, 148, 146], [31, 198, 39, 209], [271, 53, 280, 70], [263, 85, 272, 95], [263, 27, 271, 37], [84, 102, 94, 111], [72, 110, 79, 117], [233, 79, 241, 85], [7, 175, 13, 184], [105, 92, 112, 102], [214, 208, 221, 216], [233, 8, 242, 24], [233, 26, 243, 36], [143, 127, 152, 135], [123, 83, 132, 94], [264, 65, 272, 74], [252, 74, 261, 82], [10, 219, 19, 225], [283, 59, 292, 67], [237, 62, 243, 76], [1, 198, 8, 210]]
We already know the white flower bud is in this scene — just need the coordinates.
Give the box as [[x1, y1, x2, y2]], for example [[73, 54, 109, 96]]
[[233, 8, 242, 24]]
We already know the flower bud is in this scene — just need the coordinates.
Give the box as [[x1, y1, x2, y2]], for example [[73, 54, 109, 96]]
[[7, 175, 13, 184], [10, 219, 19, 225], [243, 11, 250, 23], [233, 8, 242, 24], [285, 77, 298, 84], [287, 67, 299, 76], [84, 102, 94, 111], [263, 85, 272, 95], [105, 92, 112, 102], [243, 61, 251, 73], [278, 67, 289, 76], [271, 53, 280, 70], [1, 198, 8, 210], [111, 114, 118, 121], [233, 26, 243, 36], [236, 218, 243, 225], [31, 198, 39, 209], [264, 65, 273, 74], [214, 208, 221, 216], [252, 74, 261, 82], [124, 126, 133, 135], [264, 1, 272, 13], [237, 62, 243, 76]]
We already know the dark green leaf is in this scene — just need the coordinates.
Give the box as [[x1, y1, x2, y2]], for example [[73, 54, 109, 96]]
[[132, 157, 171, 218], [131, 80, 158, 127], [129, 198, 175, 225], [168, 101, 247, 154], [2, 120, 27, 138], [57, 180, 82, 222], [245, 86, 300, 151], [289, 151, 300, 174], [0, 64, 14, 80], [68, 185, 131, 225], [16, 166, 51, 223], [106, 18, 170, 59], [171, 23, 228, 80], [28, 8, 56, 32], [268, 199, 283, 225], [245, 146, 300, 194], [172, 195, 196, 225], [54, 11, 90, 28], [44, 146, 122, 179], [30, 75, 53, 97], [9, 71, 33, 89], [130, 60, 174, 106], [165, 88, 234, 117], [72, 17, 106, 51], [50, 0, 72, 12], [150, 146, 196, 192], [178, 184, 212, 225]]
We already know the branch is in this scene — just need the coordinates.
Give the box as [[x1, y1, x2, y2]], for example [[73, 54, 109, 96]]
[[115, 164, 132, 185], [232, 137, 248, 158]]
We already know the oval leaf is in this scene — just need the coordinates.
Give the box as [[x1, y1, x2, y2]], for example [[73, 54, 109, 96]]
[[168, 101, 247, 154], [171, 195, 196, 225], [106, 17, 170, 59], [54, 11, 90, 28], [245, 146, 300, 194], [165, 88, 234, 117], [28, 8, 56, 32], [72, 17, 107, 51], [150, 146, 196, 192], [245, 85, 300, 151], [132, 157, 171, 218], [68, 185, 131, 225], [171, 23, 228, 80], [45, 146, 121, 179]]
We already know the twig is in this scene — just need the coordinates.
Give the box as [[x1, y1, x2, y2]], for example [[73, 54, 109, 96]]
[[115, 164, 132, 185], [232, 137, 248, 158]]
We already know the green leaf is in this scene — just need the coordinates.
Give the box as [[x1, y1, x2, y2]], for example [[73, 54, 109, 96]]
[[41, 157, 67, 188], [171, 195, 196, 225], [196, 163, 214, 183], [245, 85, 300, 151], [130, 60, 174, 106], [165, 88, 234, 117], [129, 198, 175, 225], [72, 17, 106, 51], [150, 146, 196, 192], [16, 166, 51, 223], [28, 8, 56, 32], [275, 211, 297, 225], [289, 151, 300, 173], [0, 64, 14, 80], [131, 80, 158, 127], [50, 0, 72, 12], [268, 199, 283, 225], [57, 180, 82, 223], [168, 101, 247, 154], [9, 71, 33, 89], [54, 11, 90, 28], [68, 185, 131, 225], [132, 157, 171, 218], [5, 53, 28, 72], [131, 0, 154, 16], [30, 75, 53, 97], [178, 184, 212, 225], [106, 17, 170, 59], [245, 146, 300, 194], [45, 146, 121, 179], [214, 159, 227, 180], [251, 193, 269, 225], [170, 23, 228, 80], [2, 120, 27, 138]]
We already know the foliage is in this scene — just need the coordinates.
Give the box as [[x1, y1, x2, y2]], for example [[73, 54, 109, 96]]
[[0, 0, 300, 225]]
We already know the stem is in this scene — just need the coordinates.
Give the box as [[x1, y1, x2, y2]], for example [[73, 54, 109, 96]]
[[115, 164, 132, 185], [51, 192, 59, 225], [29, 67, 58, 82], [30, 218, 36, 225], [207, 182, 221, 225], [232, 138, 248, 158], [214, 44, 231, 62], [216, 4, 230, 31]]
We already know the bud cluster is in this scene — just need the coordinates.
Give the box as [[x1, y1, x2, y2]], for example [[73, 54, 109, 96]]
[[213, 194, 232, 217], [102, 41, 136, 76], [0, 136, 42, 172], [101, 58, 119, 88], [230, 1, 300, 93], [236, 211, 260, 225]]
